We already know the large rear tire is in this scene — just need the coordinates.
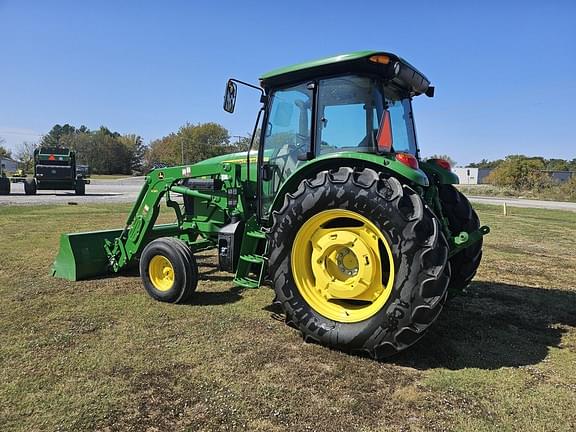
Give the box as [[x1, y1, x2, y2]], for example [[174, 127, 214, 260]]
[[268, 167, 451, 359], [439, 185, 483, 296], [140, 238, 198, 303]]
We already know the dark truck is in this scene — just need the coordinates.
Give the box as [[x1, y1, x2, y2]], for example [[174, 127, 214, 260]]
[[24, 147, 89, 195]]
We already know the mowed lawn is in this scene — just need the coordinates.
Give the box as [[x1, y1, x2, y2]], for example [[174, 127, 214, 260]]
[[0, 203, 575, 431]]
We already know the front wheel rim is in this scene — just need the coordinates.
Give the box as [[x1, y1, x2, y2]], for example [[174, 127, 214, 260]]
[[291, 209, 395, 323], [148, 255, 175, 292]]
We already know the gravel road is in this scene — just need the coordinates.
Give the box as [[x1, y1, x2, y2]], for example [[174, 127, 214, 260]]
[[0, 178, 145, 206]]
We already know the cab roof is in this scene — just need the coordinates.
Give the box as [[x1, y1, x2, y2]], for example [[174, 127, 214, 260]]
[[259, 50, 432, 97]]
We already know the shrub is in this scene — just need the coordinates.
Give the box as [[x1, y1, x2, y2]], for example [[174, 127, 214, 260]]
[[486, 156, 551, 191]]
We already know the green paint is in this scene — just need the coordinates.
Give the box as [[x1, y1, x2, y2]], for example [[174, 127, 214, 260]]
[[260, 51, 379, 80], [267, 152, 429, 218], [449, 226, 490, 258], [52, 228, 124, 280], [419, 160, 460, 185]]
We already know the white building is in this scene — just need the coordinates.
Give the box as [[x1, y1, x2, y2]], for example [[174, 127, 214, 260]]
[[453, 167, 493, 185], [0, 157, 18, 174]]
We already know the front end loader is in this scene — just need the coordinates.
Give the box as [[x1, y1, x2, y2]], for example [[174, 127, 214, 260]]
[[53, 51, 489, 359]]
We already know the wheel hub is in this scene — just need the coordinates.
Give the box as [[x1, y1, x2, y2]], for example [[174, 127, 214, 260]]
[[149, 255, 175, 292], [336, 247, 358, 276]]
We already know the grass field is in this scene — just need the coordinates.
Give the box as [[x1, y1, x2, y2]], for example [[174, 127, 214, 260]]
[[456, 184, 576, 203], [0, 203, 575, 431]]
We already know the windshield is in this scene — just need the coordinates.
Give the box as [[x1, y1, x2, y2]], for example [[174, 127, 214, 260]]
[[316, 75, 417, 155]]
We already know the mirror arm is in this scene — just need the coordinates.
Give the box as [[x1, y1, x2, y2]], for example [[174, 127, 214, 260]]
[[229, 78, 265, 99]]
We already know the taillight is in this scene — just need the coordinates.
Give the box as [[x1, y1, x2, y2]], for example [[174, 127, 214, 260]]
[[432, 158, 452, 171], [395, 152, 419, 169]]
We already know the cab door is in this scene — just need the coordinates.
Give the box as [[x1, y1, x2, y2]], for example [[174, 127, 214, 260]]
[[259, 82, 313, 220]]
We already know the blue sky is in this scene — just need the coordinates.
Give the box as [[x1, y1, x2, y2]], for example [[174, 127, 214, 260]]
[[1, 0, 574, 166]]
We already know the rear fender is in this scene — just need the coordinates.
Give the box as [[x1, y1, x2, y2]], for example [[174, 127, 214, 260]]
[[268, 153, 428, 223], [419, 160, 459, 185]]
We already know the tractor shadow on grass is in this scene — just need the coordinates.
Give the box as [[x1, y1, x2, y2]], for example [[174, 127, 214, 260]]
[[184, 285, 244, 306], [392, 281, 576, 370], [180, 259, 245, 306]]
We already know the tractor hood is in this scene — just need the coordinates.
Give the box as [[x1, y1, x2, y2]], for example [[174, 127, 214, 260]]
[[193, 150, 257, 167]]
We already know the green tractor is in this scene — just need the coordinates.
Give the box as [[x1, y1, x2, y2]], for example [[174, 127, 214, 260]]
[[53, 51, 488, 358], [24, 146, 89, 196]]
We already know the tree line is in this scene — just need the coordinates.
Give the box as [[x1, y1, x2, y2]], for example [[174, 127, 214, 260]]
[[4, 123, 252, 175], [146, 122, 250, 167], [468, 155, 576, 199], [469, 156, 576, 172]]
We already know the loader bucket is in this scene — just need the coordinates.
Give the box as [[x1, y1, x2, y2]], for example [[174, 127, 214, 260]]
[[51, 229, 124, 281]]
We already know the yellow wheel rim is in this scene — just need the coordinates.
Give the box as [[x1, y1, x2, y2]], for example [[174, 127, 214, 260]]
[[148, 255, 175, 292], [291, 209, 395, 323]]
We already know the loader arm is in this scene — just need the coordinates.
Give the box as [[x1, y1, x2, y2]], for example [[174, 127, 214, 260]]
[[105, 165, 239, 272], [52, 162, 247, 281]]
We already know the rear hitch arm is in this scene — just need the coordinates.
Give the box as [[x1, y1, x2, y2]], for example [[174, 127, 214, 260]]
[[449, 225, 490, 258]]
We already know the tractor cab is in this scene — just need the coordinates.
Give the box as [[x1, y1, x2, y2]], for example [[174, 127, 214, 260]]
[[253, 51, 433, 218]]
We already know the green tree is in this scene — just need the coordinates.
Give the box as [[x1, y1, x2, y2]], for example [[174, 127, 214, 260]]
[[146, 122, 237, 168], [15, 141, 37, 173], [0, 145, 11, 159], [146, 133, 180, 167], [0, 136, 11, 158], [559, 176, 576, 201], [545, 158, 570, 171], [83, 127, 131, 174], [468, 158, 504, 169], [118, 134, 146, 174], [40, 124, 80, 147], [40, 124, 144, 174], [487, 155, 550, 191]]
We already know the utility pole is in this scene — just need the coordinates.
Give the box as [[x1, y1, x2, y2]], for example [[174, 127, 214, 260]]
[[230, 135, 244, 146]]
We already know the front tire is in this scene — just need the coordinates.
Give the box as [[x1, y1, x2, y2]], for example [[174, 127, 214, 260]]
[[268, 167, 450, 359], [139, 238, 198, 303]]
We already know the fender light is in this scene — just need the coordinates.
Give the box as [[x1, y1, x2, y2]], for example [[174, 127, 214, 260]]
[[395, 152, 419, 170], [431, 158, 452, 171]]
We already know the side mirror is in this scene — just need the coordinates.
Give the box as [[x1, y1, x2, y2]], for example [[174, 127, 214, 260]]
[[223, 80, 237, 113]]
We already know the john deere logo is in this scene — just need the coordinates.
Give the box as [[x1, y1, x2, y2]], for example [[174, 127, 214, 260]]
[[158, 172, 165, 179]]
